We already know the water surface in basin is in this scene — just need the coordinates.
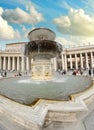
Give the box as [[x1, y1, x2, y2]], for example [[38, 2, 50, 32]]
[[0, 75, 92, 105]]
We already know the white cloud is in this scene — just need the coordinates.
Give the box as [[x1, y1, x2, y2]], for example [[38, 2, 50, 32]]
[[0, 5, 44, 40], [54, 16, 71, 27], [0, 7, 3, 15], [82, 0, 94, 9], [82, 0, 94, 16], [60, 1, 71, 10], [53, 8, 94, 36], [2, 6, 44, 24], [55, 36, 69, 46], [21, 25, 30, 38], [30, 6, 44, 23], [55, 36, 94, 48], [0, 16, 21, 40]]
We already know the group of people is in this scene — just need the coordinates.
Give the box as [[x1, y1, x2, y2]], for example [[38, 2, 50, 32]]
[[72, 68, 94, 76], [0, 68, 94, 78], [57, 69, 67, 75], [0, 70, 7, 77], [14, 72, 22, 77], [58, 68, 94, 77], [72, 69, 83, 76]]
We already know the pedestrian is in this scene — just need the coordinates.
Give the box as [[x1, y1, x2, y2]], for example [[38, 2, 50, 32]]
[[89, 69, 91, 76], [80, 69, 83, 75], [4, 71, 7, 77]]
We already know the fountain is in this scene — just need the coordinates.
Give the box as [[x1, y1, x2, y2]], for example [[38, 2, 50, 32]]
[[25, 28, 62, 80], [0, 28, 92, 105], [0, 27, 94, 130]]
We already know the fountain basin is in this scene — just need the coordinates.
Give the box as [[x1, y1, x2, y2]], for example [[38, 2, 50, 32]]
[[0, 75, 92, 105], [25, 40, 62, 58], [28, 27, 56, 41]]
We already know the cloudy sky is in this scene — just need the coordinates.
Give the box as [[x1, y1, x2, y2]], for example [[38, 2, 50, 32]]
[[0, 0, 94, 48]]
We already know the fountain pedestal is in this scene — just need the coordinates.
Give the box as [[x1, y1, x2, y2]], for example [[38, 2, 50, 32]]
[[31, 59, 53, 80], [25, 28, 62, 80]]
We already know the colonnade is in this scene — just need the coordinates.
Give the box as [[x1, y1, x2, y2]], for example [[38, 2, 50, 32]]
[[0, 55, 56, 72], [61, 51, 94, 71], [0, 51, 94, 72], [0, 56, 31, 72]]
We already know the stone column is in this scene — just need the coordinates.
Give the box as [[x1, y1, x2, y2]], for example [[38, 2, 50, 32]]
[[80, 53, 83, 69], [21, 56, 25, 72], [0, 56, 1, 70], [8, 57, 11, 70], [17, 57, 20, 71], [53, 57, 57, 71], [51, 58, 54, 71], [30, 58, 32, 70], [3, 56, 6, 70], [12, 57, 15, 70], [75, 54, 78, 69], [70, 54, 73, 69], [61, 54, 64, 70], [26, 57, 30, 71], [64, 54, 67, 71], [90, 52, 94, 68], [85, 53, 89, 69], [29, 57, 31, 70]]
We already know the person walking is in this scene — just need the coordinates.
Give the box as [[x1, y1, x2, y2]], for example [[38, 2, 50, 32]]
[[89, 69, 91, 76]]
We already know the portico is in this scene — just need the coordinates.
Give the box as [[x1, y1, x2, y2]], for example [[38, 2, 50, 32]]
[[0, 43, 94, 72], [61, 45, 94, 71]]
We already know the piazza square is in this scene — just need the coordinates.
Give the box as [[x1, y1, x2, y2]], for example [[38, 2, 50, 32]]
[[0, 27, 94, 130], [0, 0, 94, 129]]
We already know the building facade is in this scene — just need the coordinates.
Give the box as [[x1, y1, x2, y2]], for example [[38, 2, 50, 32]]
[[0, 42, 94, 72]]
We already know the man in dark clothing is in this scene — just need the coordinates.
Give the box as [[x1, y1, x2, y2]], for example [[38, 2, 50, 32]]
[[89, 69, 91, 76]]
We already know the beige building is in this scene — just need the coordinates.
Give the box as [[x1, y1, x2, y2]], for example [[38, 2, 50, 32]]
[[0, 42, 94, 71]]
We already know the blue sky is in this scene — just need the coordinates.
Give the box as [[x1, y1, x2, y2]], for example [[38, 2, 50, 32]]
[[0, 0, 94, 48]]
